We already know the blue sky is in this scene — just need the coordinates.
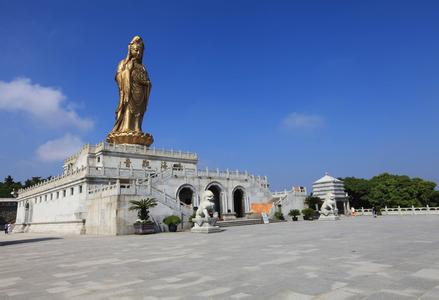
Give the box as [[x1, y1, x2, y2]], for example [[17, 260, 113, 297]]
[[0, 0, 438, 191]]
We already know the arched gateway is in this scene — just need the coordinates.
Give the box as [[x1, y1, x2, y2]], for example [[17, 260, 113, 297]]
[[233, 187, 245, 218], [176, 185, 195, 206], [206, 183, 223, 217]]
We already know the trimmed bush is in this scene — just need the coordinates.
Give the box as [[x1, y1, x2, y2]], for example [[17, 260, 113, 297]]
[[301, 208, 316, 220], [163, 215, 182, 226], [274, 211, 285, 221]]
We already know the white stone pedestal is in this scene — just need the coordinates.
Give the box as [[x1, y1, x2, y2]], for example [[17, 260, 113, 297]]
[[191, 224, 223, 233], [319, 214, 340, 221]]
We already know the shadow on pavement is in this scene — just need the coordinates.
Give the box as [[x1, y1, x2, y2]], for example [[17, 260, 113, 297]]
[[0, 237, 63, 246]]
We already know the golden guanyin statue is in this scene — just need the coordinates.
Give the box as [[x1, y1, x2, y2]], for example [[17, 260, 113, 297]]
[[107, 36, 154, 146]]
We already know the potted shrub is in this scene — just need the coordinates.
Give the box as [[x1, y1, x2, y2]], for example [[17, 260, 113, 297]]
[[274, 211, 285, 221], [163, 215, 181, 232], [288, 209, 301, 221], [301, 208, 315, 221], [129, 198, 158, 234]]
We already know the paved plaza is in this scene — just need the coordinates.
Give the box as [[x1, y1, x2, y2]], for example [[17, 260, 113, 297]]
[[1, 216, 439, 299]]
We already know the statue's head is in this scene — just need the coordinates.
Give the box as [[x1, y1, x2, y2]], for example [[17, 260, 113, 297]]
[[128, 36, 144, 62], [203, 190, 214, 203], [327, 193, 335, 201]]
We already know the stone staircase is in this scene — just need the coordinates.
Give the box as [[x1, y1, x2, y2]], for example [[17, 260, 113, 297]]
[[217, 218, 261, 227], [217, 218, 287, 228]]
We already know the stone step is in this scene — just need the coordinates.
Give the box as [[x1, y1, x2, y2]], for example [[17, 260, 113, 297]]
[[217, 218, 261, 227]]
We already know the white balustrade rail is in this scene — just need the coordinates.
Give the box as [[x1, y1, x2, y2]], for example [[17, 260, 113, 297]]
[[18, 164, 268, 197], [87, 180, 192, 217], [355, 206, 439, 216], [64, 142, 198, 163]]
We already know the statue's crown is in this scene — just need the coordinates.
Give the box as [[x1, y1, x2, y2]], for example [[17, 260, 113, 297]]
[[130, 36, 144, 48]]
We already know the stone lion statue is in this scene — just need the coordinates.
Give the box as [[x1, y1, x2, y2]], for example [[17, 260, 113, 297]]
[[194, 190, 218, 227], [320, 193, 337, 216]]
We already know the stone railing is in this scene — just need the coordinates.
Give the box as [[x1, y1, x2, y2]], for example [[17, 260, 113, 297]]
[[150, 186, 193, 216], [97, 142, 198, 160], [63, 142, 198, 163], [87, 181, 192, 216], [86, 166, 155, 179], [18, 165, 269, 197], [18, 166, 88, 197], [355, 206, 439, 216], [194, 168, 268, 184], [64, 144, 94, 164], [272, 189, 307, 197]]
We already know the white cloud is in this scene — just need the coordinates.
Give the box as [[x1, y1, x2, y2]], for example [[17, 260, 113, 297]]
[[0, 78, 93, 130], [36, 134, 84, 162], [282, 112, 325, 129]]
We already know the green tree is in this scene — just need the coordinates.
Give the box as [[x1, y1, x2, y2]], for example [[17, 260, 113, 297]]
[[367, 173, 436, 208], [429, 191, 439, 207], [0, 176, 23, 198], [304, 195, 323, 210], [342, 177, 371, 208], [24, 177, 45, 188], [129, 198, 158, 223]]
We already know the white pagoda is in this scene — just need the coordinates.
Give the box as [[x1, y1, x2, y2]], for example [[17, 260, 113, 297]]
[[312, 173, 349, 214]]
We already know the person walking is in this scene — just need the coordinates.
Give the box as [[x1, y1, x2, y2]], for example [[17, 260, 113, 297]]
[[4, 223, 8, 234], [351, 206, 356, 216], [372, 206, 377, 218]]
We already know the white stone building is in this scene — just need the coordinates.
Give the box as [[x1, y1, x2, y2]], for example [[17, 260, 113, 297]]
[[271, 186, 307, 218], [312, 173, 349, 214], [14, 142, 273, 235]]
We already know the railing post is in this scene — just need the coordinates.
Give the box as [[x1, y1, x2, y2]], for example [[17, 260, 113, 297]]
[[427, 204, 430, 214], [361, 207, 364, 215], [163, 186, 166, 203], [385, 206, 388, 215], [411, 205, 415, 215], [116, 179, 121, 194]]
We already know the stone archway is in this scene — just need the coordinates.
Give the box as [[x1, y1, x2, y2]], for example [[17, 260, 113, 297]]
[[206, 184, 222, 217], [233, 188, 245, 218], [176, 185, 195, 206]]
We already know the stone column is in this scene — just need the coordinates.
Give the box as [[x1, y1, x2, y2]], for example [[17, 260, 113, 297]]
[[221, 192, 226, 214]]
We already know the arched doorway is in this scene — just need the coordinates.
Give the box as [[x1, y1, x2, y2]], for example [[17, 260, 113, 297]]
[[177, 185, 194, 206], [233, 188, 245, 218], [206, 184, 222, 217]]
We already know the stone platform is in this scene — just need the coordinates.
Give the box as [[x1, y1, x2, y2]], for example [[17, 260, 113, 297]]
[[190, 225, 223, 233], [319, 214, 340, 221], [2, 216, 439, 299]]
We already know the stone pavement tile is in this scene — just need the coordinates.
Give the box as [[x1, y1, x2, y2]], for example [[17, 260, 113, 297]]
[[196, 286, 232, 297], [274, 290, 314, 300], [315, 287, 364, 300], [363, 290, 417, 300], [230, 292, 252, 299], [419, 285, 439, 300], [0, 276, 21, 288], [412, 268, 439, 280], [397, 275, 439, 291]]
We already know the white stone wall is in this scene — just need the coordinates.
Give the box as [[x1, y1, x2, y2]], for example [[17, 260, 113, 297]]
[[15, 179, 87, 226]]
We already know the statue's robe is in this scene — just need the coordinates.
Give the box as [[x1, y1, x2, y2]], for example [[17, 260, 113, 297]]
[[111, 59, 151, 133]]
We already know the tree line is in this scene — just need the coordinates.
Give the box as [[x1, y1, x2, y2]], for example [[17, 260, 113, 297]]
[[341, 173, 439, 209], [0, 175, 51, 198]]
